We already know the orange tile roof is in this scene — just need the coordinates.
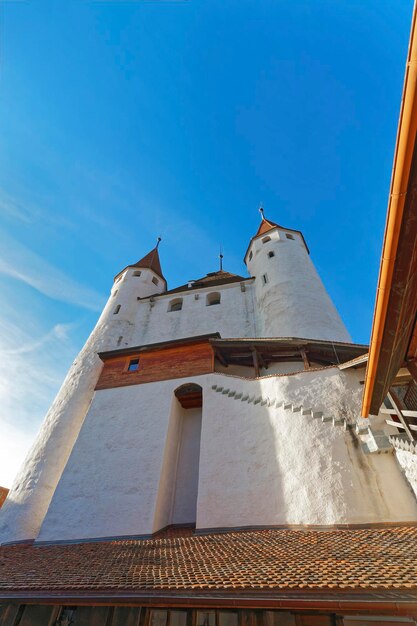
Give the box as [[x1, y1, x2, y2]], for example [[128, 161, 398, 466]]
[[0, 526, 417, 600]]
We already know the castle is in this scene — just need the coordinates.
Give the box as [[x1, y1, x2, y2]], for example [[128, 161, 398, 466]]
[[1, 212, 416, 549]]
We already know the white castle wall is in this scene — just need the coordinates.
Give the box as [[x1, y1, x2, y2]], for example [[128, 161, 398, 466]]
[[33, 368, 417, 544], [130, 281, 257, 346], [246, 228, 351, 342], [0, 267, 166, 545]]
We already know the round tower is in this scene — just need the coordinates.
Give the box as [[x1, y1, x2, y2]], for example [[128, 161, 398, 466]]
[[0, 244, 166, 545], [245, 211, 351, 342]]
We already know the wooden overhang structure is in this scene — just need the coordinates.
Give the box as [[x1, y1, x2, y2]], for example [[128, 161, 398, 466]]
[[361, 3, 417, 431], [210, 337, 368, 377]]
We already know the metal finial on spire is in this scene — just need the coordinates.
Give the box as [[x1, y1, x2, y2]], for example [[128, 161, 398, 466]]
[[156, 236, 162, 248], [219, 245, 224, 272], [259, 205, 265, 220]]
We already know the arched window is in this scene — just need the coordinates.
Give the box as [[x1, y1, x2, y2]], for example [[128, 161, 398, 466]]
[[206, 292, 221, 306], [168, 298, 183, 312], [262, 236, 271, 244]]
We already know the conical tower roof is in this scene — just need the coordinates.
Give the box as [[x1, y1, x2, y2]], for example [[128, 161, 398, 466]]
[[130, 246, 164, 278], [114, 243, 166, 283]]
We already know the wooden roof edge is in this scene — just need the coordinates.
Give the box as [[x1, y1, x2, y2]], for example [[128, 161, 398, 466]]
[[98, 333, 221, 361], [0, 590, 416, 612], [210, 337, 368, 350], [362, 2, 417, 417]]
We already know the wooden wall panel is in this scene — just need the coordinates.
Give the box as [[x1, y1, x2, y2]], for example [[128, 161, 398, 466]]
[[96, 342, 214, 390]]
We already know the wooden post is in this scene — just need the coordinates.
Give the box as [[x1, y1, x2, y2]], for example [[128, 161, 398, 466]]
[[251, 348, 260, 378], [300, 348, 310, 370], [408, 360, 417, 384]]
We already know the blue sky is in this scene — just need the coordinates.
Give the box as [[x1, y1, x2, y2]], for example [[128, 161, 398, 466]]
[[0, 0, 413, 487]]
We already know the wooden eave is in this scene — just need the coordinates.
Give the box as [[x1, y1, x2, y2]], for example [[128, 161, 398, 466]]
[[1, 591, 417, 616], [210, 338, 368, 370], [362, 4, 417, 416], [98, 333, 220, 361]]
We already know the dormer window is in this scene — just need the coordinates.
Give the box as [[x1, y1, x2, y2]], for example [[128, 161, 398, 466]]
[[168, 298, 183, 312], [127, 358, 140, 372], [262, 236, 271, 244], [206, 292, 221, 306]]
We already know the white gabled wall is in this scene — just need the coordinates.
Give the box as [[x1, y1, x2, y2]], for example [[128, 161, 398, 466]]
[[30, 369, 417, 544], [246, 228, 351, 342]]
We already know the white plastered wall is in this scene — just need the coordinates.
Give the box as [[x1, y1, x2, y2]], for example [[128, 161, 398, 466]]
[[246, 228, 351, 342], [395, 450, 417, 499], [131, 281, 257, 346], [33, 368, 417, 543]]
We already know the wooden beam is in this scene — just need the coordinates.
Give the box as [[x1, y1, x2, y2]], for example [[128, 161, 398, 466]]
[[407, 360, 417, 384], [300, 349, 310, 370], [257, 351, 268, 370], [251, 348, 260, 377], [387, 390, 416, 441], [213, 348, 228, 367]]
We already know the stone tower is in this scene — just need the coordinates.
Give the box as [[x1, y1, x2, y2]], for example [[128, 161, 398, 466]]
[[0, 245, 166, 545], [245, 211, 351, 341]]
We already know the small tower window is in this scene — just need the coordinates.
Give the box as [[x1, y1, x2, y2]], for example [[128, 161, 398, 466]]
[[114, 305, 121, 314], [206, 292, 221, 306], [168, 298, 183, 312], [262, 236, 271, 244], [268, 251, 275, 258], [249, 251, 253, 261], [152, 277, 159, 285], [133, 270, 142, 277], [127, 358, 140, 372], [286, 233, 295, 240], [113, 289, 118, 298], [262, 274, 268, 285]]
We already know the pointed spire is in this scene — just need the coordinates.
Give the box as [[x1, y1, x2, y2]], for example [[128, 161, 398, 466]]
[[254, 206, 279, 237], [131, 240, 164, 279], [219, 245, 224, 272], [115, 238, 166, 283]]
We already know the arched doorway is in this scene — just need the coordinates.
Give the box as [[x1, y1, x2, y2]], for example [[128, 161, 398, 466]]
[[154, 383, 203, 531]]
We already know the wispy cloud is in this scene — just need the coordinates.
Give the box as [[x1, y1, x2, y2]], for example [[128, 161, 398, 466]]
[[0, 232, 105, 312], [0, 313, 81, 488]]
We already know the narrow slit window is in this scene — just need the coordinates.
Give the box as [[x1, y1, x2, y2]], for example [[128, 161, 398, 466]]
[[152, 276, 159, 285], [249, 251, 253, 261], [286, 233, 295, 240], [262, 273, 268, 285], [127, 358, 140, 372], [114, 305, 121, 314], [206, 292, 221, 306], [262, 236, 271, 244], [113, 289, 118, 298], [268, 251, 275, 258]]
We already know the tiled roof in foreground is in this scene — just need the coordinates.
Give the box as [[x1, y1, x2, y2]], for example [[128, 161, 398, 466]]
[[1, 526, 417, 600]]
